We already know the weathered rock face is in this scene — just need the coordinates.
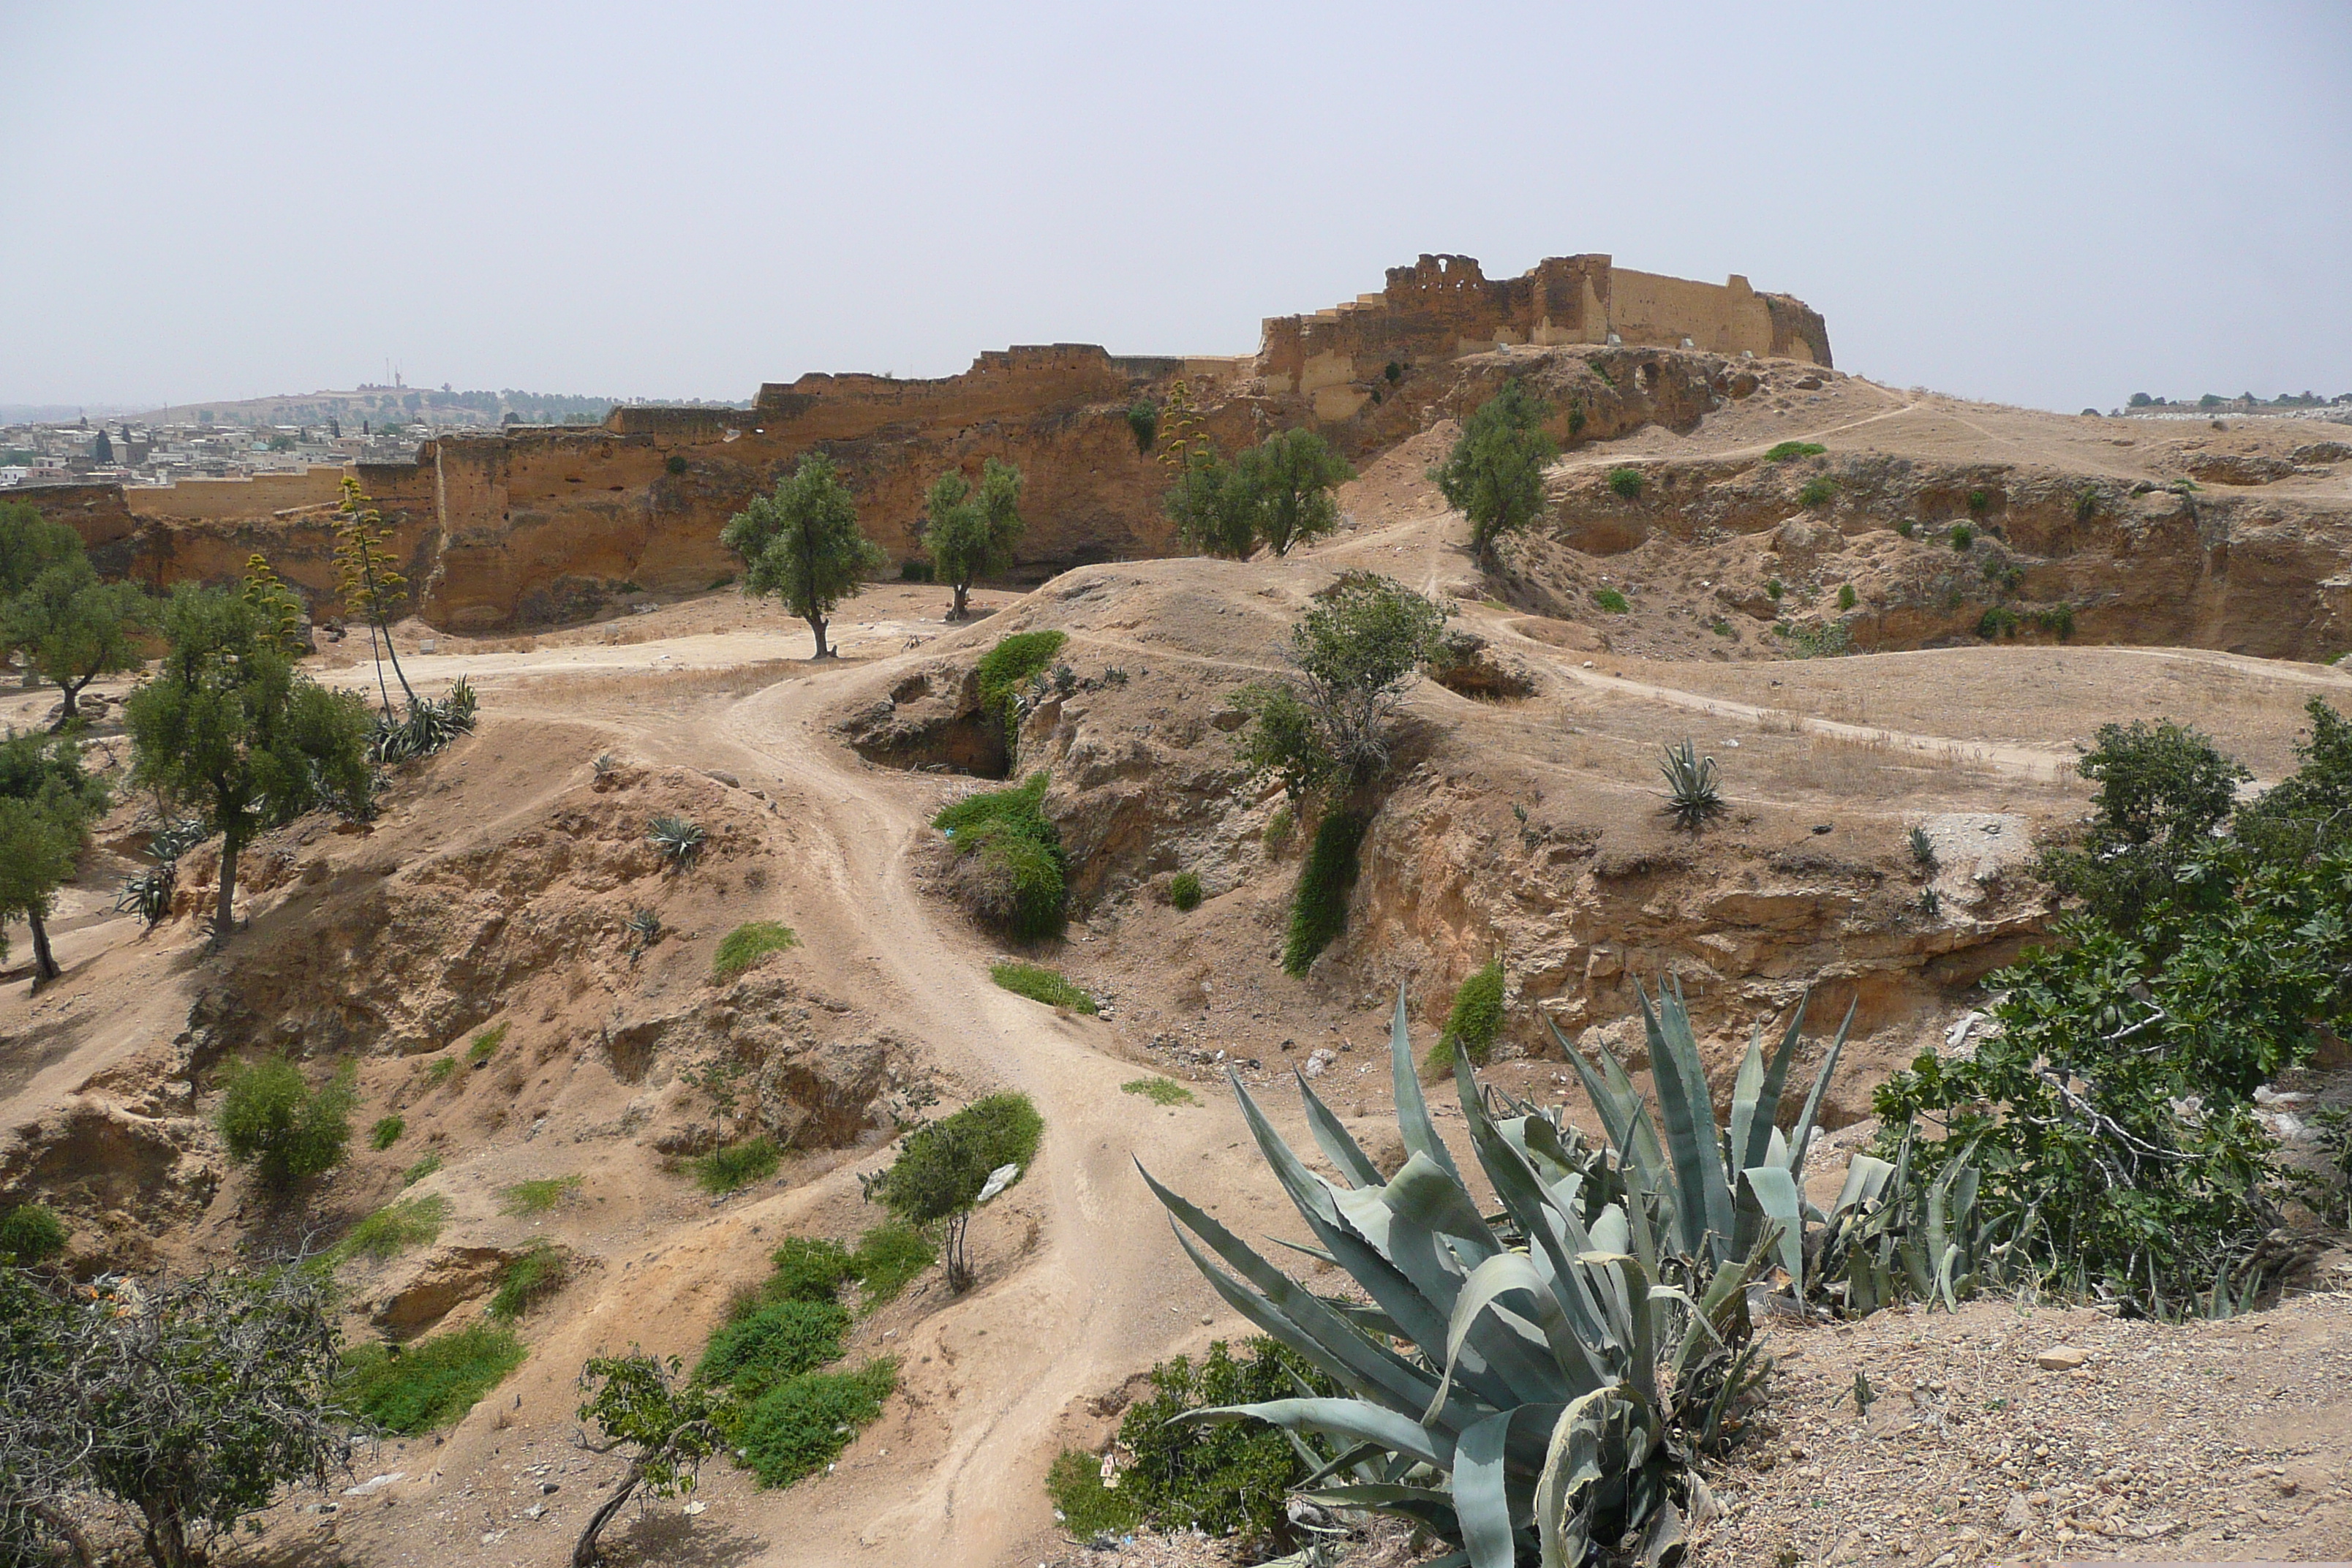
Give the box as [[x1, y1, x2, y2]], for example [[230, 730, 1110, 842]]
[[1524, 451, 2352, 660], [599, 974, 919, 1153], [187, 759, 769, 1064]]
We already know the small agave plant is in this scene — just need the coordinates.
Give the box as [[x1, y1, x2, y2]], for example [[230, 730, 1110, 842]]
[[1142, 987, 1840, 1568], [1656, 741, 1725, 834], [648, 813, 705, 869]]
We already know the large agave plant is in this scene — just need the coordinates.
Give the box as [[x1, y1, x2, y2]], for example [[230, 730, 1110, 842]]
[[1141, 992, 1774, 1567]]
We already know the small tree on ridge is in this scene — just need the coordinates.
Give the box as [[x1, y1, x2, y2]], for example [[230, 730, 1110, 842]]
[[1430, 379, 1558, 568], [722, 455, 887, 658], [124, 587, 373, 946], [921, 457, 1025, 620]]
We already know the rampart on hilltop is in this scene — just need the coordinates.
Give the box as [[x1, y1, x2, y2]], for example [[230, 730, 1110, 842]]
[[20, 252, 1833, 630], [1255, 253, 1830, 420]]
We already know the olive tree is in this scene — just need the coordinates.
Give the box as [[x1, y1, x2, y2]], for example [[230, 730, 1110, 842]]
[[123, 586, 374, 946], [921, 457, 1025, 620], [1, 557, 147, 728], [721, 455, 887, 658], [570, 1352, 728, 1567], [0, 728, 109, 986], [1429, 379, 1558, 565], [1163, 447, 1260, 559], [0, 501, 81, 600], [1232, 573, 1448, 800], [0, 1266, 357, 1568], [1235, 428, 1353, 556]]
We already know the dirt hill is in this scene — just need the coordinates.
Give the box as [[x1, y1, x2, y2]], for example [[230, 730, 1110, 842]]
[[4, 369, 2350, 1568]]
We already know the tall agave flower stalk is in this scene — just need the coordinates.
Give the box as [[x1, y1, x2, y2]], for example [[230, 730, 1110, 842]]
[[1140, 991, 1784, 1567]]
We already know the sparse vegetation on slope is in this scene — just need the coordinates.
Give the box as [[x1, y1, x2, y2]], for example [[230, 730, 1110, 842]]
[[1281, 808, 1364, 975], [934, 772, 1068, 938], [712, 920, 797, 979], [691, 1137, 780, 1194], [342, 1324, 527, 1435], [1422, 957, 1504, 1074], [989, 960, 1096, 1013]]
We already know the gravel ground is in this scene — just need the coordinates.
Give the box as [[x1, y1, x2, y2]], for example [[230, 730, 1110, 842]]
[[1041, 1290, 2352, 1568], [1695, 1289, 2352, 1566]]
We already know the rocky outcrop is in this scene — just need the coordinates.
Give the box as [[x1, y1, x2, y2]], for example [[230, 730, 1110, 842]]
[[599, 973, 923, 1153], [1522, 450, 2352, 660]]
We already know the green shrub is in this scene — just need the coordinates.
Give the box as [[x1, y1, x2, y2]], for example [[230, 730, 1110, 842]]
[[768, 1236, 857, 1305], [2036, 603, 2077, 641], [990, 960, 1096, 1014], [1836, 583, 1858, 611], [975, 630, 1067, 731], [734, 1360, 896, 1488], [2075, 487, 2100, 521], [1107, 1339, 1338, 1550], [401, 1153, 442, 1186], [1591, 587, 1629, 614], [935, 773, 1067, 938], [1797, 475, 1838, 508], [487, 1241, 567, 1320], [1895, 518, 1916, 538], [1048, 1446, 1145, 1535], [1168, 870, 1202, 911], [1126, 399, 1158, 454], [216, 1055, 357, 1188], [465, 1022, 508, 1066], [1282, 810, 1364, 976], [333, 1194, 448, 1263], [424, 1058, 457, 1087], [499, 1175, 581, 1215], [1763, 440, 1825, 462], [1424, 960, 1505, 1076], [1122, 1077, 1196, 1107], [1567, 404, 1587, 437], [898, 557, 934, 583], [0, 1203, 67, 1264], [692, 1137, 780, 1194], [1765, 578, 1784, 601], [849, 1222, 936, 1306], [1710, 617, 1735, 637], [666, 454, 689, 476], [698, 1299, 848, 1397], [1967, 489, 1991, 513], [1605, 467, 1644, 500], [1977, 605, 2021, 640], [340, 1324, 526, 1435], [1950, 522, 1976, 550], [369, 1115, 404, 1151], [714, 920, 798, 979]]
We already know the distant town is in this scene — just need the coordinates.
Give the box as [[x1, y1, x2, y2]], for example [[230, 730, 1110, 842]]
[[0, 382, 749, 488]]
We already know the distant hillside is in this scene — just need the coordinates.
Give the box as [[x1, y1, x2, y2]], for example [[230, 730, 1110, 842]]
[[132, 387, 750, 429]]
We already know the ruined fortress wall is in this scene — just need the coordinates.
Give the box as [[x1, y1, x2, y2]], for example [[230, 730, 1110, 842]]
[[1255, 253, 1831, 418], [23, 255, 1832, 630]]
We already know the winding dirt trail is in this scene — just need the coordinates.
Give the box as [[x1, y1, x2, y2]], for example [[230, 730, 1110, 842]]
[[682, 655, 1286, 1567]]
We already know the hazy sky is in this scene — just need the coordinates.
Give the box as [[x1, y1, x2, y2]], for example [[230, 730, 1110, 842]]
[[4, 2, 2346, 413]]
